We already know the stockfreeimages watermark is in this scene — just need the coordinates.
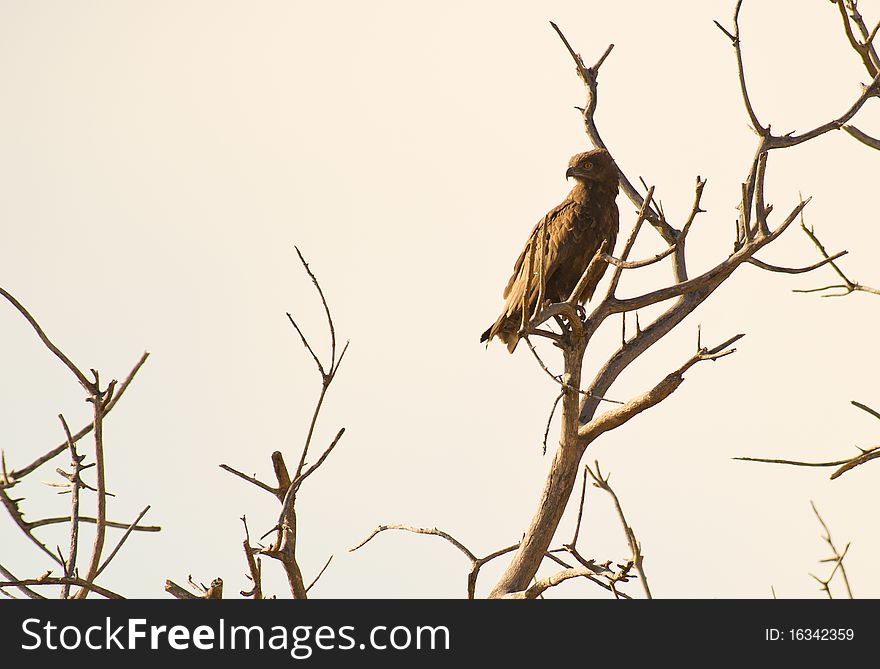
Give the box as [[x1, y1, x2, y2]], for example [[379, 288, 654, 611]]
[[20, 618, 450, 659]]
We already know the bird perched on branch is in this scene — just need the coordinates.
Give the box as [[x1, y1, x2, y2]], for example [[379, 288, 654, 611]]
[[481, 148, 620, 352]]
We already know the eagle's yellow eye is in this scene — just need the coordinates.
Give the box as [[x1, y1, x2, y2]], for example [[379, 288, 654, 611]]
[[583, 162, 593, 170]]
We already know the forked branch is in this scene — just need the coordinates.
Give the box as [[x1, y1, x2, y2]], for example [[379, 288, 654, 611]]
[[219, 248, 347, 599]]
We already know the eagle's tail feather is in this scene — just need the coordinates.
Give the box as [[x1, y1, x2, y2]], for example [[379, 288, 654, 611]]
[[480, 316, 521, 353]]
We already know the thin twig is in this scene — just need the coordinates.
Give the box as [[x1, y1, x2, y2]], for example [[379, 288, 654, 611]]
[[352, 524, 529, 598], [748, 251, 847, 274], [7, 352, 149, 482], [600, 244, 675, 269], [0, 487, 64, 566], [715, 0, 766, 136], [294, 428, 345, 489], [569, 467, 589, 549], [95, 505, 152, 578], [294, 245, 337, 371], [351, 524, 477, 561], [286, 313, 325, 377], [736, 399, 880, 480], [542, 392, 563, 456], [675, 177, 708, 283], [219, 464, 278, 496], [0, 562, 44, 600], [605, 187, 656, 298], [305, 555, 333, 594], [852, 400, 880, 421], [0, 576, 123, 599], [810, 501, 853, 598], [74, 375, 115, 599], [843, 124, 880, 150], [833, 0, 879, 76], [25, 516, 160, 532], [794, 221, 879, 296], [0, 287, 94, 391], [59, 415, 80, 599], [586, 463, 652, 599], [503, 567, 609, 599], [240, 516, 263, 600]]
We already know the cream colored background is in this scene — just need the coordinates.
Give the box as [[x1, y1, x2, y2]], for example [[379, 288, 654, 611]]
[[1, 0, 878, 598]]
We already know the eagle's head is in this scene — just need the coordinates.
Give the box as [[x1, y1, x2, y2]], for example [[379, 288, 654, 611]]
[[565, 148, 617, 184]]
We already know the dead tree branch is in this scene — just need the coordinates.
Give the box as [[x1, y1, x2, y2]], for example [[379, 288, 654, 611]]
[[549, 22, 676, 244], [715, 0, 766, 137], [3, 352, 149, 485], [843, 124, 880, 150], [59, 415, 81, 599], [0, 562, 44, 600], [0, 574, 123, 600], [503, 567, 611, 600], [0, 486, 65, 567], [832, 0, 879, 77], [165, 577, 224, 600], [747, 251, 847, 275], [793, 220, 880, 297], [220, 248, 347, 599], [305, 555, 333, 595], [94, 506, 152, 579], [0, 287, 156, 599], [0, 287, 95, 393], [586, 463, 651, 599], [351, 524, 526, 599], [72, 373, 115, 599], [24, 516, 159, 532], [736, 400, 880, 480], [546, 466, 638, 599], [809, 501, 854, 599], [240, 516, 263, 599]]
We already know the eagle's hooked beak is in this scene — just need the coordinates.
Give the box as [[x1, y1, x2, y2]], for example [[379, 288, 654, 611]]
[[565, 166, 576, 180]]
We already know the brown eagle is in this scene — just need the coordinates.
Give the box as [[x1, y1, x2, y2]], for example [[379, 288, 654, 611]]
[[481, 148, 620, 352]]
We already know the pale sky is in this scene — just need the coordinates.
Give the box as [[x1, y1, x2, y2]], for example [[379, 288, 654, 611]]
[[1, 0, 879, 598]]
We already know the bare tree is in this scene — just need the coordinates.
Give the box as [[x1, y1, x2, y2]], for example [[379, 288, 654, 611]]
[[485, 1, 878, 599], [202, 247, 346, 600], [350, 1, 877, 599], [0, 288, 157, 600], [1, 247, 347, 601]]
